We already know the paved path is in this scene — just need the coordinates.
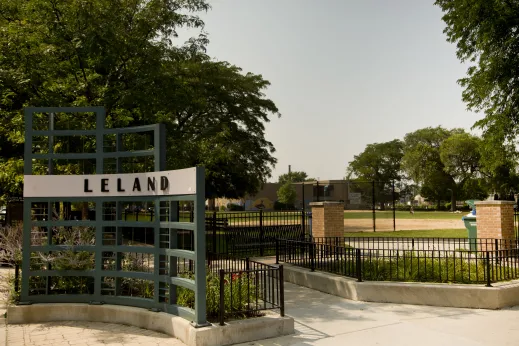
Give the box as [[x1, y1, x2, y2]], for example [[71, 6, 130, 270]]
[[236, 282, 519, 346], [3, 280, 519, 345], [4, 321, 185, 346], [0, 267, 187, 345]]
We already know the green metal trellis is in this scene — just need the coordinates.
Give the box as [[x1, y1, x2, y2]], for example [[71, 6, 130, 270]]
[[21, 107, 208, 326]]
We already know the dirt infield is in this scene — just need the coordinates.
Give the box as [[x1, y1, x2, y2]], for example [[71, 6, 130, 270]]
[[344, 218, 465, 232]]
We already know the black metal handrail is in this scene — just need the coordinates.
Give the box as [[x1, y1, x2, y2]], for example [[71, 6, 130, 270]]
[[277, 237, 519, 285], [218, 265, 284, 325], [176, 254, 284, 324]]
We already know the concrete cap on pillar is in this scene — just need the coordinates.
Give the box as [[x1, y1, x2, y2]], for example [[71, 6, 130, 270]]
[[475, 201, 515, 206], [309, 201, 343, 207]]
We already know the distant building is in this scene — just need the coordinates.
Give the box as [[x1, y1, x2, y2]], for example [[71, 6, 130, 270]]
[[215, 180, 381, 210]]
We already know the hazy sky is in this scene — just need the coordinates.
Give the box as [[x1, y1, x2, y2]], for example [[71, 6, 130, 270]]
[[191, 0, 483, 181]]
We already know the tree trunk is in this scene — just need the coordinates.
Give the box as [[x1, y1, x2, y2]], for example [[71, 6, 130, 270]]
[[437, 199, 441, 210], [82, 202, 89, 220], [208, 198, 216, 211], [451, 191, 456, 212]]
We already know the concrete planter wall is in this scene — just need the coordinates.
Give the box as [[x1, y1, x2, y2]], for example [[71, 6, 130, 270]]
[[7, 304, 294, 346]]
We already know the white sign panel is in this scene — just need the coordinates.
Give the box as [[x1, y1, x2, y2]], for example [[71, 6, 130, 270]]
[[349, 192, 362, 205], [24, 168, 197, 198]]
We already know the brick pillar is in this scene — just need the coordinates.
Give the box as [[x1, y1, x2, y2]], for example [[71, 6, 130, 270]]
[[474, 201, 515, 251], [309, 202, 343, 239]]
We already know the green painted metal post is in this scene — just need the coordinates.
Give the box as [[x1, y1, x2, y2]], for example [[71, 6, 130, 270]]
[[21, 108, 33, 303], [94, 107, 105, 304], [194, 167, 208, 326], [169, 201, 179, 305], [94, 200, 103, 302], [153, 124, 166, 306]]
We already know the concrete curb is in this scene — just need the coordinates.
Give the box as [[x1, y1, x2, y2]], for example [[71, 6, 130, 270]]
[[283, 264, 519, 309], [7, 304, 294, 346], [0, 315, 5, 346]]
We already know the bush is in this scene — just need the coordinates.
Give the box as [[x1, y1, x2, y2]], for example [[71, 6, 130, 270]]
[[227, 203, 244, 211], [360, 252, 486, 283], [0, 223, 23, 265], [274, 201, 295, 210], [319, 251, 488, 284], [276, 182, 297, 206], [2, 270, 20, 306], [177, 271, 257, 319]]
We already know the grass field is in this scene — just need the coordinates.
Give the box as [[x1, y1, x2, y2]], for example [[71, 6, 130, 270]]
[[343, 211, 465, 220], [343, 229, 467, 238]]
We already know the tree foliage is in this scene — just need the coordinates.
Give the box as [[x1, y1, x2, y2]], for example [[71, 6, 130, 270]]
[[346, 140, 403, 209], [0, 0, 279, 199], [278, 171, 313, 185], [435, 0, 519, 148], [276, 182, 297, 206], [402, 127, 484, 209], [348, 123, 515, 207], [439, 132, 481, 183], [346, 140, 403, 182]]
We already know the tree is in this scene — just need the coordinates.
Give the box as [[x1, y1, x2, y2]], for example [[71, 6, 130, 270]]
[[440, 133, 481, 179], [165, 58, 279, 199], [402, 127, 454, 209], [435, 0, 519, 155], [440, 132, 483, 204], [477, 131, 519, 197], [346, 140, 403, 181], [278, 171, 313, 185], [346, 140, 404, 209], [402, 127, 482, 210], [276, 182, 297, 207], [0, 0, 279, 199]]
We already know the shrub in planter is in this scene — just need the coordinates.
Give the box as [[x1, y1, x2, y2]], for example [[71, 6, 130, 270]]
[[177, 271, 257, 319]]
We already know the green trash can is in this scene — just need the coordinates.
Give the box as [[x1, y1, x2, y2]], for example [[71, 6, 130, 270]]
[[462, 214, 477, 252]]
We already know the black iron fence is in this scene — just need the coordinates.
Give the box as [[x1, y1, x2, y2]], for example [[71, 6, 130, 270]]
[[300, 180, 399, 232], [205, 210, 308, 258], [167, 210, 309, 258], [277, 237, 519, 285], [176, 255, 284, 324]]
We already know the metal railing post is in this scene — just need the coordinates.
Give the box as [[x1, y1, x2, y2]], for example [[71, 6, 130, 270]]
[[372, 180, 376, 232], [279, 265, 285, 317], [392, 180, 396, 232], [495, 239, 499, 264], [310, 243, 316, 272], [260, 210, 264, 257], [212, 211, 217, 255], [486, 251, 492, 287], [276, 238, 279, 264], [219, 269, 225, 325], [356, 248, 363, 282]]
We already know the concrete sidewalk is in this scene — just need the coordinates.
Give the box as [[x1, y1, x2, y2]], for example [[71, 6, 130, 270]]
[[236, 282, 519, 346], [3, 280, 519, 345]]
